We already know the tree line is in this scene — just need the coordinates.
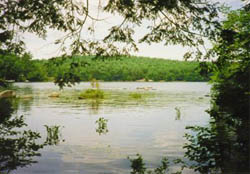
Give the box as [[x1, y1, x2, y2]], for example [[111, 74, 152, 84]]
[[0, 55, 209, 83], [0, 53, 47, 82]]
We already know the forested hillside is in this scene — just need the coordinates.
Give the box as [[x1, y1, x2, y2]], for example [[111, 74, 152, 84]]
[[0, 55, 209, 82]]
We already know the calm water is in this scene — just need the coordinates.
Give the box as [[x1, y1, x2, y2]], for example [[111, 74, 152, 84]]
[[11, 82, 211, 174]]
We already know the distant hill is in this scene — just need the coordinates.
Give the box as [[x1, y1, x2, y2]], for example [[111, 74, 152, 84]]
[[41, 55, 209, 82]]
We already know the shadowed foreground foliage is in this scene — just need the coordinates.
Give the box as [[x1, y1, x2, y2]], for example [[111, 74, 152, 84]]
[[0, 98, 62, 173], [129, 154, 170, 174], [183, 7, 250, 174]]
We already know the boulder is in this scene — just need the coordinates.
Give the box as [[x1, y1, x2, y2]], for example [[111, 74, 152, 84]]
[[136, 78, 146, 82], [20, 95, 33, 99], [0, 90, 16, 98], [48, 92, 60, 98]]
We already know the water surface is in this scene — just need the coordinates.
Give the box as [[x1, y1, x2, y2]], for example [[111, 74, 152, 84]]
[[11, 82, 210, 174]]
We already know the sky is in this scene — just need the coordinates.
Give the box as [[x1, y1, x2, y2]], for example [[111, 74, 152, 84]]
[[23, 0, 244, 60]]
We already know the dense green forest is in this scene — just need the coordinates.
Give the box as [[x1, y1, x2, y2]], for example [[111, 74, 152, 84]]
[[0, 54, 209, 83], [0, 53, 48, 82]]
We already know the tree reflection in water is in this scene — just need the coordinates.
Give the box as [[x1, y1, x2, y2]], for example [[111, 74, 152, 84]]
[[0, 98, 62, 173], [183, 86, 249, 174], [128, 82, 249, 173], [95, 117, 109, 135], [88, 99, 101, 114], [129, 103, 249, 174]]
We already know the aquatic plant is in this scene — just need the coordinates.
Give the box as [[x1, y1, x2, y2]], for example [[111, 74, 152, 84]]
[[174, 107, 181, 120], [44, 125, 62, 145], [79, 79, 104, 99], [128, 154, 169, 174], [95, 117, 108, 135], [79, 89, 104, 99], [129, 92, 143, 99], [90, 78, 100, 89], [0, 98, 63, 172]]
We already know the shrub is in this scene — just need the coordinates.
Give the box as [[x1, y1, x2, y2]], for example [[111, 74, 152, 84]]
[[129, 92, 143, 99], [79, 89, 104, 99]]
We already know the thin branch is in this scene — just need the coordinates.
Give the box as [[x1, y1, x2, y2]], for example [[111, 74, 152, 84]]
[[159, 11, 206, 38]]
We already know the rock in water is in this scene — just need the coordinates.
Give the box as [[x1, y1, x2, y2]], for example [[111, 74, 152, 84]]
[[136, 79, 146, 82], [20, 95, 33, 99], [48, 92, 60, 98], [0, 90, 16, 98]]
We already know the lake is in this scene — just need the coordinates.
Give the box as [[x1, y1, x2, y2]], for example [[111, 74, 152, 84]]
[[4, 82, 211, 174]]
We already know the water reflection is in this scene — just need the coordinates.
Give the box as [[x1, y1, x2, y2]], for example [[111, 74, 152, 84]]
[[44, 125, 63, 145], [174, 107, 181, 120], [11, 82, 211, 173], [0, 98, 16, 123], [183, 84, 249, 174], [184, 115, 249, 173], [18, 96, 34, 113], [88, 99, 102, 114], [0, 98, 62, 173], [128, 117, 249, 174], [16, 86, 34, 113], [95, 117, 109, 135]]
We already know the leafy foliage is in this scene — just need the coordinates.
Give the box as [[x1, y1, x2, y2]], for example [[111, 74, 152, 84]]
[[95, 117, 108, 135], [44, 125, 62, 146], [132, 5, 249, 174], [0, 53, 48, 82], [0, 54, 208, 88], [0, 0, 90, 55], [79, 89, 105, 99], [45, 56, 208, 88], [129, 154, 170, 174], [129, 92, 143, 99], [174, 107, 181, 120], [0, 1, 220, 88], [0, 0, 221, 58], [0, 98, 63, 173], [79, 79, 105, 99], [183, 7, 250, 174]]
